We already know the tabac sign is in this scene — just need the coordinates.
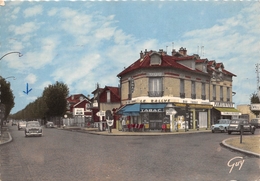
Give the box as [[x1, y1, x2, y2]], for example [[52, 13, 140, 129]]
[[140, 108, 164, 113], [250, 104, 260, 111]]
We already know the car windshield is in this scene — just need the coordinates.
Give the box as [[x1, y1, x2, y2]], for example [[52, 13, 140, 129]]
[[230, 120, 241, 124], [218, 119, 230, 124], [27, 123, 40, 127], [251, 119, 260, 123]]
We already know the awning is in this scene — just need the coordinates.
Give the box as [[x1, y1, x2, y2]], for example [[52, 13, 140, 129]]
[[214, 107, 241, 116], [121, 104, 140, 116], [140, 103, 166, 113]]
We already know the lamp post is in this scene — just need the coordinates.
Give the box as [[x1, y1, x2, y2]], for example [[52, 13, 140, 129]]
[[166, 103, 177, 132], [4, 76, 16, 80], [0, 51, 22, 61]]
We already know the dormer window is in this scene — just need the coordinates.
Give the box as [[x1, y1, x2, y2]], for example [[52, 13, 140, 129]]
[[150, 53, 161, 66]]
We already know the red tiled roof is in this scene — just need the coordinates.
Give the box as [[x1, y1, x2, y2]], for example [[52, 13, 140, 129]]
[[117, 53, 202, 77], [117, 50, 236, 78], [104, 86, 120, 99]]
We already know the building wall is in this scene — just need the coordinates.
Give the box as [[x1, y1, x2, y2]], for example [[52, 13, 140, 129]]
[[237, 104, 257, 121]]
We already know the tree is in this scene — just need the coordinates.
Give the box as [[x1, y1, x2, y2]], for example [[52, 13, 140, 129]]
[[42, 81, 69, 118], [0, 77, 15, 120], [250, 92, 260, 116]]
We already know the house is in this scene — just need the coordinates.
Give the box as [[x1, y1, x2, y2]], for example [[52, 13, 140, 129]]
[[116, 47, 238, 131], [65, 94, 92, 126], [91, 86, 121, 129]]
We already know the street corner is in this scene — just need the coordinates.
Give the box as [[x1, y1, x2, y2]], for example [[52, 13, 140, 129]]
[[0, 131, 13, 145], [221, 135, 260, 158]]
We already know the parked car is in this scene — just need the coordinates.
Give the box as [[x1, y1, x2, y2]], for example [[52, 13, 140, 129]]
[[227, 119, 255, 135], [250, 118, 260, 128], [211, 119, 231, 133], [25, 121, 43, 137], [12, 120, 17, 126], [18, 121, 26, 130], [45, 121, 54, 128]]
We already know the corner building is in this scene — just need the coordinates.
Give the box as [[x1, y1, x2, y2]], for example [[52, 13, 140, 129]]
[[117, 48, 236, 131]]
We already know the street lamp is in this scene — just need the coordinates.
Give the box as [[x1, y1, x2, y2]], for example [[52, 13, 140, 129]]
[[0, 51, 23, 61], [4, 76, 16, 80]]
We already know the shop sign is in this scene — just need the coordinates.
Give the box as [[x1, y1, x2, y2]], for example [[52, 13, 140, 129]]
[[221, 112, 241, 116], [250, 104, 260, 111], [147, 72, 163, 77], [140, 108, 163, 112], [214, 102, 234, 108], [73, 108, 84, 116], [140, 99, 170, 103]]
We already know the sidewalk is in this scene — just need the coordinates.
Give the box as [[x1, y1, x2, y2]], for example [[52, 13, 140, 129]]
[[61, 126, 211, 136]]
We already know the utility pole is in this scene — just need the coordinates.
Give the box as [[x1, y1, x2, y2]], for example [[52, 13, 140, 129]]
[[256, 63, 260, 93]]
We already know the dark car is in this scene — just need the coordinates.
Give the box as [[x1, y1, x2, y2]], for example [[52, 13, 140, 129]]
[[227, 119, 255, 135], [45, 121, 54, 128], [250, 118, 260, 128]]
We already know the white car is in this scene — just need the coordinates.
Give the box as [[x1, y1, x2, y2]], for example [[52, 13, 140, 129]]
[[25, 121, 43, 137], [211, 119, 231, 133]]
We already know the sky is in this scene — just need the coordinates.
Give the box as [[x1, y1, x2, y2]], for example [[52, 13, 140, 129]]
[[0, 1, 259, 114]]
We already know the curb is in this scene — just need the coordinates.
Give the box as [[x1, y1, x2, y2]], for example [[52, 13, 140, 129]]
[[221, 137, 260, 158], [0, 132, 13, 146], [58, 127, 211, 136]]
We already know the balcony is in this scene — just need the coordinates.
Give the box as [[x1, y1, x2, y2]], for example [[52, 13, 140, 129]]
[[227, 98, 230, 102], [148, 91, 164, 97], [201, 95, 206, 100], [191, 94, 196, 99], [180, 93, 185, 98]]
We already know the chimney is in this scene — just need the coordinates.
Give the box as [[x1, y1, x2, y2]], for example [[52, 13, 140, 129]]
[[144, 49, 148, 55], [140, 51, 143, 59], [179, 47, 187, 56]]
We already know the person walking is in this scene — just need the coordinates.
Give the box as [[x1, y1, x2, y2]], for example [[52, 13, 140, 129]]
[[122, 118, 126, 132]]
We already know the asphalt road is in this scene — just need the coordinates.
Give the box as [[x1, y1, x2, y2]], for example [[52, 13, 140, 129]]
[[0, 126, 259, 181]]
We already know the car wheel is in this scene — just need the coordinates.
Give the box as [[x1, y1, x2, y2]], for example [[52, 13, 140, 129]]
[[212, 130, 215, 133], [228, 131, 231, 135], [251, 129, 255, 134], [224, 128, 227, 133]]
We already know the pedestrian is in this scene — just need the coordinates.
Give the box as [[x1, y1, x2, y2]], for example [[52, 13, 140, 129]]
[[122, 118, 126, 132]]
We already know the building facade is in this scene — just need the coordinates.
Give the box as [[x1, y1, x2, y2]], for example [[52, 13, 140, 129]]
[[91, 86, 121, 129], [117, 47, 238, 131]]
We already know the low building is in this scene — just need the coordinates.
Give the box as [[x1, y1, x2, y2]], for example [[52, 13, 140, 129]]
[[65, 94, 92, 127], [91, 86, 121, 129]]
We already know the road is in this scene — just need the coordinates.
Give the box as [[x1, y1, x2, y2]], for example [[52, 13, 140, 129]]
[[0, 125, 259, 181]]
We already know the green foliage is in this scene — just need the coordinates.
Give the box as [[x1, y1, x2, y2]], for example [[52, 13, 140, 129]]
[[42, 81, 69, 117], [250, 92, 260, 116], [0, 76, 15, 120]]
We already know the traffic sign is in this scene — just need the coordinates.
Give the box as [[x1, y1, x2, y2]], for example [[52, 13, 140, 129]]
[[96, 111, 105, 117]]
